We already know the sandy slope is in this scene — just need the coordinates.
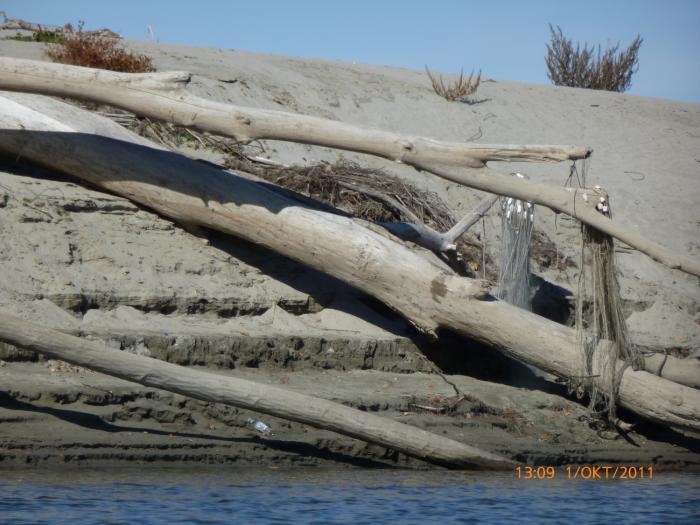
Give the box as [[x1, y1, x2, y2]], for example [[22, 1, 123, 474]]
[[0, 37, 698, 468]]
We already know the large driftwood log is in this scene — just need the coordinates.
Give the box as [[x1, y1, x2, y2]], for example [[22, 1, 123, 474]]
[[0, 58, 590, 166], [0, 58, 697, 277], [0, 93, 698, 433], [0, 313, 514, 469]]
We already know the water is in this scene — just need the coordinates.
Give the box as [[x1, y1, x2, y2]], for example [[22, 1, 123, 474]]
[[1, 469, 698, 524]]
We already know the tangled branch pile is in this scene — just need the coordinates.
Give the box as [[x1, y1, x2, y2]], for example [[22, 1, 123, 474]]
[[545, 24, 642, 93], [228, 156, 456, 231]]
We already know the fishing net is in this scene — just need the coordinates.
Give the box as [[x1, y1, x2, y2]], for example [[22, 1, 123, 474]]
[[568, 161, 644, 420], [496, 191, 535, 310]]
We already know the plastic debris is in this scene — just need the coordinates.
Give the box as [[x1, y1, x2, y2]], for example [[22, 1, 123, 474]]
[[246, 417, 272, 436]]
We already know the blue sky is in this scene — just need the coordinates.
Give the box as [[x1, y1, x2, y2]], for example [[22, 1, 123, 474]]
[[3, 0, 699, 103]]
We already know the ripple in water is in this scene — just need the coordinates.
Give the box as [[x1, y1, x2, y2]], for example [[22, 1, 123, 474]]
[[1, 468, 698, 524]]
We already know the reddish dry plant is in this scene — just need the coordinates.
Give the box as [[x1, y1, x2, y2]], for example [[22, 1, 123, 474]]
[[45, 21, 155, 73], [425, 66, 481, 102], [545, 24, 642, 92]]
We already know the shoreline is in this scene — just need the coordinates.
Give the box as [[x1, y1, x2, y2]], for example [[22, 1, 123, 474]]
[[2, 362, 698, 470]]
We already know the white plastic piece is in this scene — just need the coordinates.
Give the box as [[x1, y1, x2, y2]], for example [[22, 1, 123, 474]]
[[246, 417, 272, 436]]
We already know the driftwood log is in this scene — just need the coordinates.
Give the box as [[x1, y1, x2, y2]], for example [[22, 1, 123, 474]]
[[0, 93, 698, 433], [0, 11, 59, 33], [0, 12, 121, 39], [0, 58, 697, 277], [0, 312, 514, 469]]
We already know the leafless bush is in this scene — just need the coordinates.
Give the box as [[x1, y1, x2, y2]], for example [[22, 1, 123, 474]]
[[425, 66, 481, 102], [545, 24, 642, 92], [45, 21, 155, 73]]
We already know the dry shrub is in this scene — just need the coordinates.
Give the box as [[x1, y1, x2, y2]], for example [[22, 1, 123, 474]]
[[425, 66, 481, 101], [45, 21, 154, 73], [545, 24, 642, 92]]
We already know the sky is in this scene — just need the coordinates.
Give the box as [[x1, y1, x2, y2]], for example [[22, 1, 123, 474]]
[[2, 0, 699, 103]]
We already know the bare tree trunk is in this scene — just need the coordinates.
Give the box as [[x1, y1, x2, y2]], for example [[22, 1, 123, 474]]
[[0, 58, 590, 166], [0, 93, 697, 433], [0, 58, 696, 276], [0, 312, 515, 469]]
